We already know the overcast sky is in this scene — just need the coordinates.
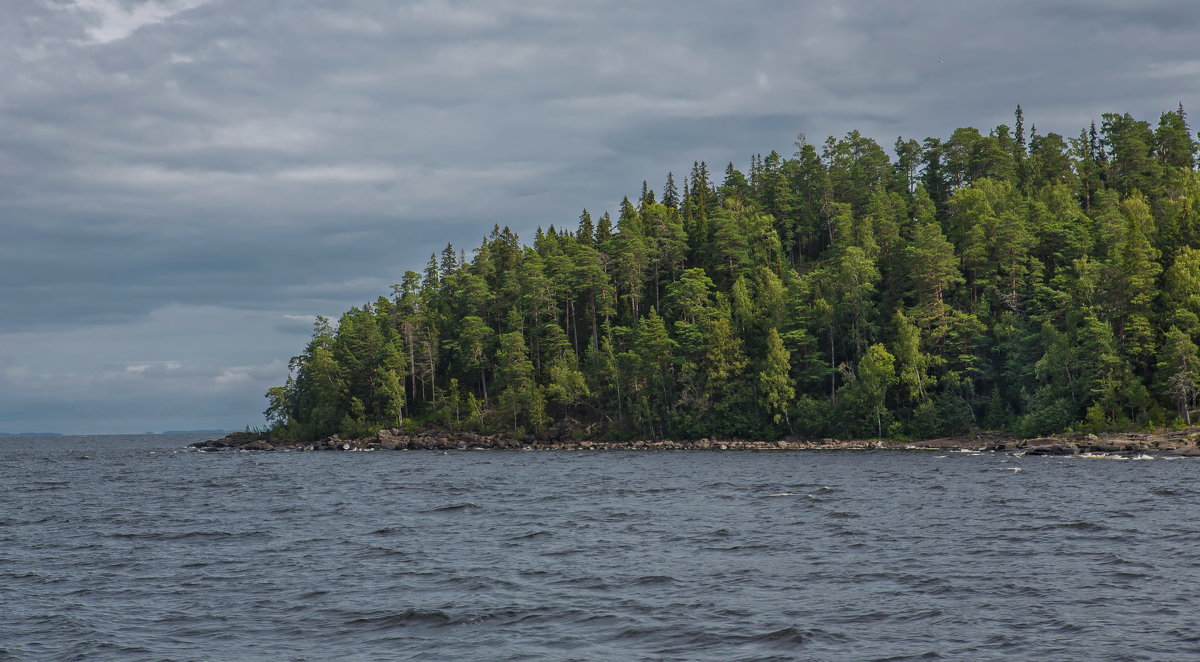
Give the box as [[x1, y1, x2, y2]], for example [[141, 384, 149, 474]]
[[2, 0, 1197, 434]]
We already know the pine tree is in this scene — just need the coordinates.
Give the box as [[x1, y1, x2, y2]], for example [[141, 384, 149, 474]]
[[1155, 104, 1197, 170], [1115, 193, 1162, 374], [577, 209, 594, 244], [1157, 326, 1200, 424], [456, 316, 494, 403], [495, 326, 534, 431], [663, 172, 679, 208], [759, 327, 795, 431]]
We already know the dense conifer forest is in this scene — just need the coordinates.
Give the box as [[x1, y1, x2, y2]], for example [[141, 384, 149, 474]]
[[263, 106, 1200, 442]]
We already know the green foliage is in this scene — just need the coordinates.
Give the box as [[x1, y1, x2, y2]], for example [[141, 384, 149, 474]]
[[262, 106, 1198, 441], [1157, 326, 1200, 424], [838, 344, 896, 437], [759, 328, 795, 429]]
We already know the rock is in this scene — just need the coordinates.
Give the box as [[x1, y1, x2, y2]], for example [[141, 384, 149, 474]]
[[1025, 443, 1076, 456], [1117, 441, 1149, 453], [1088, 441, 1122, 452]]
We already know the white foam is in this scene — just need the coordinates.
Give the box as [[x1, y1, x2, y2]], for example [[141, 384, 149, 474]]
[[1078, 452, 1118, 459]]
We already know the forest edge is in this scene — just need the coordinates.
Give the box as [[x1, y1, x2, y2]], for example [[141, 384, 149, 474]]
[[193, 427, 1200, 456]]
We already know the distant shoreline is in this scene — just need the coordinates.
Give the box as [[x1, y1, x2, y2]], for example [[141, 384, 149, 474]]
[[193, 428, 1200, 456], [0, 430, 227, 438]]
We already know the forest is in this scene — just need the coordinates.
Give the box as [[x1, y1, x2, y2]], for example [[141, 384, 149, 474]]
[[262, 106, 1200, 442]]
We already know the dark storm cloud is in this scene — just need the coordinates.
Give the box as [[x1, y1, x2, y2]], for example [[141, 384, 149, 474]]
[[3, 0, 1198, 431]]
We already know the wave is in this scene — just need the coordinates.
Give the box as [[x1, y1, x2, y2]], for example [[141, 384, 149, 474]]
[[1035, 521, 1108, 532], [633, 574, 679, 585], [342, 608, 454, 630], [507, 530, 551, 540], [422, 502, 480, 512], [826, 510, 862, 519], [106, 530, 264, 541]]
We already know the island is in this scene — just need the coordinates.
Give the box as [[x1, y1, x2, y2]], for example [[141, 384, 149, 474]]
[[236, 106, 1200, 451]]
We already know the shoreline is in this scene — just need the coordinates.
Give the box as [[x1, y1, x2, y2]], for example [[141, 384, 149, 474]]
[[192, 428, 1200, 456]]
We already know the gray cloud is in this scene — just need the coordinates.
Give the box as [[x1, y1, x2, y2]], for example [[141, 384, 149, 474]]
[[3, 0, 1198, 431]]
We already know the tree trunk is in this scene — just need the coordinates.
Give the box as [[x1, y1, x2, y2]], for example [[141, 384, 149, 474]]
[[829, 324, 837, 404], [591, 290, 599, 349], [570, 299, 579, 355]]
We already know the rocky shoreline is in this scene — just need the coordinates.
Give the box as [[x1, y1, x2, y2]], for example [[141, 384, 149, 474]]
[[191, 427, 1200, 456]]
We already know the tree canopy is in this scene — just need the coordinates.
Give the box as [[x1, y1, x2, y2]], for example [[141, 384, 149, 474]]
[[266, 106, 1200, 442]]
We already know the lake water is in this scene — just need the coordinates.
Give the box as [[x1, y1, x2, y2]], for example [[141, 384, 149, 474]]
[[2, 434, 1199, 661]]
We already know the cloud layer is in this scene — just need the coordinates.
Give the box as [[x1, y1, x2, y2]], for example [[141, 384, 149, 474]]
[[2, 0, 1197, 432]]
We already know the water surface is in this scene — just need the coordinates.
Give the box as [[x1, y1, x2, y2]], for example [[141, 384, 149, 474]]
[[2, 435, 1198, 661]]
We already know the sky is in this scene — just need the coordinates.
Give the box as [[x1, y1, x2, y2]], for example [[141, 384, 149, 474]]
[[2, 0, 1198, 434]]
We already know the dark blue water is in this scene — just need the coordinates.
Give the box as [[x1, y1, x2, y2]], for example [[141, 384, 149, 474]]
[[2, 435, 1199, 661]]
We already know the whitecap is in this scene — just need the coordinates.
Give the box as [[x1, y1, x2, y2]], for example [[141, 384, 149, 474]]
[[1077, 452, 1116, 459]]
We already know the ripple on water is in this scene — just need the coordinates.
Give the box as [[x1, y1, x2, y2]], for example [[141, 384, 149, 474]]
[[3, 435, 1200, 661], [421, 502, 481, 513]]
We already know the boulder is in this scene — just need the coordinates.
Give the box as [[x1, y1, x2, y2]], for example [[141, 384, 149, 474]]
[[1023, 437, 1057, 448], [1087, 441, 1122, 452], [1025, 443, 1076, 456]]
